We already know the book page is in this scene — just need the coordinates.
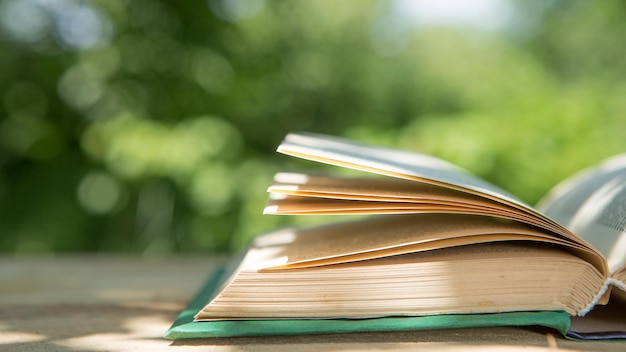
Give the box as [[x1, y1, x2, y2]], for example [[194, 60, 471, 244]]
[[278, 132, 530, 210], [197, 240, 604, 320], [537, 154, 626, 273], [265, 173, 565, 234], [274, 132, 608, 275], [268, 172, 499, 204], [254, 214, 604, 272]]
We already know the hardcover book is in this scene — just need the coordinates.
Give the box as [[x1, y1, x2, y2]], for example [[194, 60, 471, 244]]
[[166, 132, 626, 340]]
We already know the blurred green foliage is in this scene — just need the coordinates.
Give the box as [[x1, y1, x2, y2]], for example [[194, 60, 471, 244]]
[[0, 0, 624, 255]]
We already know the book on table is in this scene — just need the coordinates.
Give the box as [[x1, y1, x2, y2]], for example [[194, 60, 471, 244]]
[[166, 132, 626, 340]]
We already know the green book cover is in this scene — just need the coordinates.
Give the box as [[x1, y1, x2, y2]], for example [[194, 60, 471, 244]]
[[164, 265, 571, 340]]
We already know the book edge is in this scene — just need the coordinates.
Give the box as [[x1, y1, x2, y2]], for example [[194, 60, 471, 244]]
[[164, 264, 572, 340]]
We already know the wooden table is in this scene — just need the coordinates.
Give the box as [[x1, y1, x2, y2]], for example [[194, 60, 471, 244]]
[[1, 256, 624, 351]]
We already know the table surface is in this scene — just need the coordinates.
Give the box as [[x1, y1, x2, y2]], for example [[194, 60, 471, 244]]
[[1, 255, 625, 352]]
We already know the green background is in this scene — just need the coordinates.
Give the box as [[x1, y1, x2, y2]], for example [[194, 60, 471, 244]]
[[1, 0, 624, 255]]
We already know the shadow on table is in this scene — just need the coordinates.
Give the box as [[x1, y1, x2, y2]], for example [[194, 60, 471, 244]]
[[0, 302, 179, 352]]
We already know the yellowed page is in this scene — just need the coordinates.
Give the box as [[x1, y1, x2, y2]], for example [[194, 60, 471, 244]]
[[269, 172, 485, 203], [265, 173, 570, 239], [197, 240, 605, 320], [256, 214, 604, 273], [264, 195, 552, 229], [276, 132, 607, 275]]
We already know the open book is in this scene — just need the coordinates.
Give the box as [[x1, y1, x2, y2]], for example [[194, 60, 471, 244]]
[[167, 132, 626, 340]]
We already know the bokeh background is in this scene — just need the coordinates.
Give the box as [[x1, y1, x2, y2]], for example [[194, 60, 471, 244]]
[[1, 0, 624, 256]]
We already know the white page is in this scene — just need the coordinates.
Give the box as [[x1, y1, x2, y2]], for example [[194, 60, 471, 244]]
[[278, 132, 532, 211], [537, 154, 626, 273]]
